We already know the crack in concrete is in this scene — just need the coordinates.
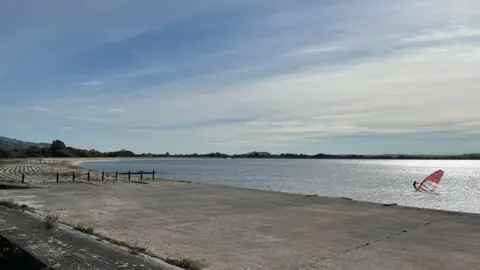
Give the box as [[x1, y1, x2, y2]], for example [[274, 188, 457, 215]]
[[311, 221, 434, 267]]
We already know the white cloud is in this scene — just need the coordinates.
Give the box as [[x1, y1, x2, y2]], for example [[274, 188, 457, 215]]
[[67, 116, 111, 123], [400, 26, 480, 44], [28, 107, 51, 113], [107, 108, 125, 113], [3, 0, 480, 153], [31, 42, 480, 152], [82, 80, 101, 86], [285, 44, 343, 56]]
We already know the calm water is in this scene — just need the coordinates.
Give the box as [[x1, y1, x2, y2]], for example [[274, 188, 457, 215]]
[[80, 159, 480, 214]]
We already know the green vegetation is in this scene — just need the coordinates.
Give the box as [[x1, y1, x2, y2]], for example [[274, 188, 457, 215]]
[[0, 138, 135, 158], [165, 258, 204, 270], [1, 136, 479, 160], [0, 136, 50, 150]]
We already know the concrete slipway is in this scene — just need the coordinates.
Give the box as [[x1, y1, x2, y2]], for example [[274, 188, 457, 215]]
[[0, 180, 479, 269]]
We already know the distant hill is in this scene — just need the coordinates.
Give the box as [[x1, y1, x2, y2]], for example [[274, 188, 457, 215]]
[[0, 136, 50, 149]]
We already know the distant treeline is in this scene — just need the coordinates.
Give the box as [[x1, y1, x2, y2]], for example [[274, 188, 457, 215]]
[[143, 151, 480, 160], [0, 140, 136, 159], [1, 140, 479, 160]]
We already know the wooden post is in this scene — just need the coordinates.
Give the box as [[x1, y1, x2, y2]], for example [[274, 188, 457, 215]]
[[140, 171, 143, 180], [21, 173, 25, 183], [128, 171, 131, 181], [115, 171, 118, 181], [102, 171, 105, 181], [56, 173, 59, 183], [152, 170, 155, 180], [72, 172, 75, 182], [87, 172, 90, 181]]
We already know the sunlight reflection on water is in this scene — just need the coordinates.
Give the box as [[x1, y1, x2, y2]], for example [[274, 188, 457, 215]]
[[81, 159, 480, 214]]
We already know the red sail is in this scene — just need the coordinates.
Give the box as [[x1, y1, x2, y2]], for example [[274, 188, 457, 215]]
[[418, 170, 444, 192]]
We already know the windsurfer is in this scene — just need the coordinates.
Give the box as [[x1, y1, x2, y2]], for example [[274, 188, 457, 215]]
[[414, 170, 444, 193]]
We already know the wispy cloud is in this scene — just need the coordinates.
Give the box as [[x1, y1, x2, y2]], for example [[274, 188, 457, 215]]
[[28, 107, 52, 113], [400, 26, 480, 44], [107, 108, 125, 114], [67, 116, 111, 123], [285, 44, 343, 56], [1, 0, 480, 154], [82, 80, 101, 86]]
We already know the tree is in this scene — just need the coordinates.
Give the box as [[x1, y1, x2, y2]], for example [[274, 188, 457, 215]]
[[0, 148, 15, 158], [41, 147, 52, 157], [26, 146, 43, 157], [50, 140, 67, 157]]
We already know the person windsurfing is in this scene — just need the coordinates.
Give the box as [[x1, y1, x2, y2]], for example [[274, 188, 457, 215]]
[[414, 170, 444, 193], [413, 181, 419, 191]]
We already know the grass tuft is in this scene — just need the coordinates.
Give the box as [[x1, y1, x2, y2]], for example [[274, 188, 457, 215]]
[[92, 233, 147, 255], [0, 200, 29, 210], [165, 258, 204, 270], [43, 213, 59, 230], [73, 223, 94, 234]]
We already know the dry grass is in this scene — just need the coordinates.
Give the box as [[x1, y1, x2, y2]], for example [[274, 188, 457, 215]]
[[43, 213, 59, 230], [73, 223, 94, 234], [62, 219, 203, 269], [0, 200, 28, 210], [165, 258, 204, 270]]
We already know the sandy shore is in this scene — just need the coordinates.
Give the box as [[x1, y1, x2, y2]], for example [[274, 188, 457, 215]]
[[0, 158, 171, 183], [0, 157, 185, 166]]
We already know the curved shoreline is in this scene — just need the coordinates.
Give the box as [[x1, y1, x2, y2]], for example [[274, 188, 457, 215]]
[[3, 157, 480, 215], [1, 157, 187, 167]]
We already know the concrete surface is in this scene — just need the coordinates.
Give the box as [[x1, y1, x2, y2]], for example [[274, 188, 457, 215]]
[[0, 206, 178, 270], [1, 180, 479, 270]]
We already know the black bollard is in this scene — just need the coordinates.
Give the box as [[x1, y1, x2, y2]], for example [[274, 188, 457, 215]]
[[128, 171, 131, 181], [140, 171, 143, 180], [102, 171, 105, 181], [22, 173, 25, 183], [56, 173, 59, 183], [72, 172, 75, 182], [152, 170, 155, 180], [115, 171, 118, 181]]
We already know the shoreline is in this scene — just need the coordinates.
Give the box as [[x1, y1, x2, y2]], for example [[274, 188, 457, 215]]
[[2, 157, 479, 215], [4, 156, 480, 165], [69, 157, 194, 166]]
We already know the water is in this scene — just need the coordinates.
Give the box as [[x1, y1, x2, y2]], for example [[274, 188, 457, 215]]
[[80, 159, 480, 214]]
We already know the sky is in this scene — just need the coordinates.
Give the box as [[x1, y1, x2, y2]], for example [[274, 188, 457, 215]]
[[1, 0, 480, 155]]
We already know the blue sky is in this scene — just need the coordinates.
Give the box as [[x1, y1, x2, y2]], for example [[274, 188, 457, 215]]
[[1, 0, 480, 154]]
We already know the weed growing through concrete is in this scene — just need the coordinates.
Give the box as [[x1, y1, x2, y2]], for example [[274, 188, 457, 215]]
[[127, 243, 147, 255], [44, 213, 59, 230], [73, 223, 94, 234], [165, 258, 204, 270], [61, 220, 202, 269], [76, 231, 147, 256]]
